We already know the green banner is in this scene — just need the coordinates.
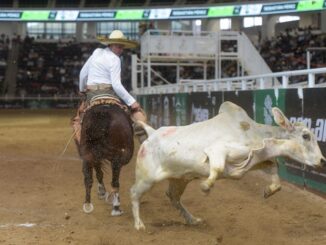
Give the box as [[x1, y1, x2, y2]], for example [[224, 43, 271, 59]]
[[254, 89, 286, 125], [174, 93, 188, 126], [21, 11, 50, 21], [208, 6, 235, 17], [115, 10, 144, 20], [297, 0, 324, 11]]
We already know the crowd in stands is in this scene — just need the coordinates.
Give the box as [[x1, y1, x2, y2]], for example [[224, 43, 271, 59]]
[[259, 26, 326, 84], [0, 26, 325, 97], [0, 34, 10, 93], [16, 36, 99, 97], [15, 36, 136, 97]]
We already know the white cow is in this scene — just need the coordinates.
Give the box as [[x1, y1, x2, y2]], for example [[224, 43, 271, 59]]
[[130, 101, 325, 230]]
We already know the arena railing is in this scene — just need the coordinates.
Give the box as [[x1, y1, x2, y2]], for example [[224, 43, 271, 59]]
[[0, 95, 79, 109], [133, 67, 326, 95]]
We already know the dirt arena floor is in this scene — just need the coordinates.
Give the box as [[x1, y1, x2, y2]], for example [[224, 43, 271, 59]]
[[0, 109, 325, 245]]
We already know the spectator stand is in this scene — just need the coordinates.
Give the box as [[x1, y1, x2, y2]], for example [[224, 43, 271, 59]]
[[0, 33, 10, 94], [132, 30, 273, 94], [15, 37, 100, 98], [259, 27, 326, 85]]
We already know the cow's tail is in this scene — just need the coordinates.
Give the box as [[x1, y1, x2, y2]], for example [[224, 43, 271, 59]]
[[133, 121, 155, 143]]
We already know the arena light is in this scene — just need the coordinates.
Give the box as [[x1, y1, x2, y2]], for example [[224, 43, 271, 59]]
[[220, 18, 232, 30], [243, 17, 262, 28], [278, 15, 300, 23]]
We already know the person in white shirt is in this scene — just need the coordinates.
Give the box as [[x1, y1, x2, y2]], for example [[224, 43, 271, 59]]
[[79, 29, 140, 110], [72, 30, 146, 143]]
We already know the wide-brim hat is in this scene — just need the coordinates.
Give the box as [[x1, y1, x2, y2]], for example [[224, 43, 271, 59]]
[[97, 30, 138, 49]]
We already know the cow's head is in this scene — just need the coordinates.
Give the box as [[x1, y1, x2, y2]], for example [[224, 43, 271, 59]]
[[272, 107, 326, 168]]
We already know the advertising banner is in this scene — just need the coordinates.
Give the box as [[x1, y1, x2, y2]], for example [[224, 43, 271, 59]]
[[1, 0, 325, 22], [224, 91, 254, 118], [254, 89, 286, 124], [144, 94, 163, 129], [281, 89, 305, 186], [189, 92, 223, 124], [300, 88, 326, 193], [173, 93, 188, 126]]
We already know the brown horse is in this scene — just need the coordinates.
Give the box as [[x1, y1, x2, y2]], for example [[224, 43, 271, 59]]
[[78, 103, 134, 216]]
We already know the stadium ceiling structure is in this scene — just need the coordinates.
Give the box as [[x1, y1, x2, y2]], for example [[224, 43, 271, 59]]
[[1, 0, 287, 8]]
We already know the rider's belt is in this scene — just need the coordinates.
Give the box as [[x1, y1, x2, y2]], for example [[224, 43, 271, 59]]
[[86, 84, 112, 91]]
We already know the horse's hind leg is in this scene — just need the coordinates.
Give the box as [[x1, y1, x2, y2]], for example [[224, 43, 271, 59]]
[[94, 162, 108, 200], [82, 160, 94, 213], [166, 178, 202, 225], [110, 161, 123, 216]]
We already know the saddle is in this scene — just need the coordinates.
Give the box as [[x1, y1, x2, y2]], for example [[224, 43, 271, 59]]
[[72, 95, 148, 145], [87, 95, 129, 113]]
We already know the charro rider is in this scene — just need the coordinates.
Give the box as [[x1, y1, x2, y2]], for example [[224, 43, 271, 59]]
[[72, 30, 146, 143]]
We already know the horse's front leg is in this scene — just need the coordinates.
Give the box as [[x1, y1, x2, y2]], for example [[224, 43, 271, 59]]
[[82, 160, 94, 213], [94, 162, 108, 200], [110, 161, 123, 216]]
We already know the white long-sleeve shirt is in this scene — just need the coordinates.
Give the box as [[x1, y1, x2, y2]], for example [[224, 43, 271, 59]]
[[79, 47, 136, 106]]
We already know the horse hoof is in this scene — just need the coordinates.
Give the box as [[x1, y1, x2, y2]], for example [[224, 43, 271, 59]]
[[83, 203, 94, 213], [111, 207, 123, 216], [98, 192, 109, 200], [97, 184, 107, 200]]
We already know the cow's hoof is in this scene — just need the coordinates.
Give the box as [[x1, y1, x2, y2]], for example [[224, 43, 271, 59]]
[[187, 217, 203, 225], [135, 220, 146, 231], [83, 203, 94, 213], [264, 186, 281, 199], [111, 207, 123, 216], [193, 217, 203, 224], [200, 181, 211, 194]]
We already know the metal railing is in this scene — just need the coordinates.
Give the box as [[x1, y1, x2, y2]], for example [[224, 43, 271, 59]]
[[134, 67, 326, 95]]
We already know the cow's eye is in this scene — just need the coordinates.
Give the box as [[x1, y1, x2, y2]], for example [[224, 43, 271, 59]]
[[302, 133, 311, 141]]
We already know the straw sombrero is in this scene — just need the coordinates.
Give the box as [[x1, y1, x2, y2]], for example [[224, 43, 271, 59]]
[[97, 30, 138, 49]]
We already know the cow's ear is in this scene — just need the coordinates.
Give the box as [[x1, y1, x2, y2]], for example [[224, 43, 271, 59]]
[[272, 107, 294, 132]]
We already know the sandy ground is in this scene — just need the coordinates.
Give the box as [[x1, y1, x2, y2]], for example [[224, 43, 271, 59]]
[[0, 109, 325, 245]]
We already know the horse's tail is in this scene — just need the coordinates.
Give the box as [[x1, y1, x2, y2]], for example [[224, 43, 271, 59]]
[[134, 121, 155, 143]]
